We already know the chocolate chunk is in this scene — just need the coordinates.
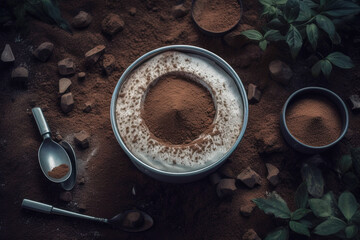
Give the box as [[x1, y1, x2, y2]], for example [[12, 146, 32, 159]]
[[1, 44, 15, 64], [247, 83, 261, 104], [216, 179, 237, 198], [59, 78, 72, 94], [58, 58, 76, 76], [11, 67, 28, 86], [243, 229, 261, 240], [102, 54, 115, 75], [85, 45, 106, 66], [172, 4, 188, 18], [83, 101, 93, 113], [33, 42, 54, 62], [59, 191, 72, 202], [101, 14, 124, 36], [129, 7, 137, 16], [61, 92, 74, 113], [237, 167, 261, 188], [269, 60, 293, 85], [240, 203, 255, 217], [74, 130, 90, 149], [348, 95, 360, 112], [72, 11, 92, 29], [266, 163, 280, 186], [78, 72, 86, 81]]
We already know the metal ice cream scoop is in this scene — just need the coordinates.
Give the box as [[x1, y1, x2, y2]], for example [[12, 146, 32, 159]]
[[22, 199, 154, 232], [32, 107, 72, 183]]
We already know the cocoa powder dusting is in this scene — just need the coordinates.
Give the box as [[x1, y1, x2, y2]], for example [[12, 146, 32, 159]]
[[286, 96, 342, 146], [48, 164, 69, 179], [142, 73, 215, 145], [193, 0, 241, 33]]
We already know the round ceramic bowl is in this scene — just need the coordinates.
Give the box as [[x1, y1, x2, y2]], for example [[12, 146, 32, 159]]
[[191, 0, 243, 36], [110, 45, 248, 183], [280, 87, 349, 154]]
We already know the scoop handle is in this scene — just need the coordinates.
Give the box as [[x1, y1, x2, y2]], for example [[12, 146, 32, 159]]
[[22, 199, 108, 223], [32, 107, 51, 138]]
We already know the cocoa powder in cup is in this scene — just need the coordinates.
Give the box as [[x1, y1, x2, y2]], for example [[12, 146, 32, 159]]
[[285, 95, 342, 146], [193, 0, 241, 33], [142, 72, 216, 145], [48, 164, 69, 179]]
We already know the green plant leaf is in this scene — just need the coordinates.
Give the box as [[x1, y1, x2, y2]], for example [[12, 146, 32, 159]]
[[315, 15, 335, 40], [320, 59, 332, 78], [320, 0, 326, 7], [259, 40, 268, 51], [286, 25, 302, 58], [306, 23, 318, 50], [267, 18, 285, 29], [297, 1, 313, 21], [350, 148, 360, 176], [314, 217, 347, 236], [342, 172, 359, 191], [301, 163, 324, 198], [259, 0, 274, 6], [345, 225, 358, 239], [295, 182, 308, 209], [299, 219, 313, 228], [252, 192, 291, 219], [338, 155, 353, 174], [265, 29, 284, 41], [351, 210, 360, 225], [264, 227, 289, 240], [309, 199, 332, 218], [322, 191, 339, 217], [292, 208, 312, 220], [241, 30, 264, 41], [330, 31, 341, 45], [338, 191, 359, 221], [326, 52, 354, 69], [303, 0, 319, 9], [312, 60, 322, 77], [24, 0, 71, 33], [262, 5, 282, 16], [289, 221, 310, 237], [323, 0, 360, 17], [274, 0, 287, 4], [284, 0, 300, 22]]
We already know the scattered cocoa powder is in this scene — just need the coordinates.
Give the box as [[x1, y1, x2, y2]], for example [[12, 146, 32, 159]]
[[48, 164, 69, 179], [142, 72, 215, 145], [285, 95, 342, 146], [193, 0, 241, 33]]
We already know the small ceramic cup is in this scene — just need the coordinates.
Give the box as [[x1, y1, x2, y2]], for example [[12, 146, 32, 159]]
[[280, 87, 349, 154]]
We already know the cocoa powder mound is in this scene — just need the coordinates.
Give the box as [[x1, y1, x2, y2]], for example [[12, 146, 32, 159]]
[[285, 96, 342, 146], [48, 164, 69, 179], [193, 0, 241, 33], [142, 73, 215, 145]]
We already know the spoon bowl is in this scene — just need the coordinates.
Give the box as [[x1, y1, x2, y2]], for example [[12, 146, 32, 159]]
[[109, 210, 154, 232], [39, 138, 72, 183]]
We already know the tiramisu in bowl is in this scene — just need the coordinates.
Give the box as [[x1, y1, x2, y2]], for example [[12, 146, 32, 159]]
[[110, 45, 248, 183]]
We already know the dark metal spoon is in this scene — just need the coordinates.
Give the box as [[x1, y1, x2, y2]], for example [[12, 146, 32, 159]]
[[32, 107, 72, 183], [21, 199, 154, 232]]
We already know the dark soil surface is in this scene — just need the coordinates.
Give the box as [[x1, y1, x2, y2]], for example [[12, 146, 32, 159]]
[[0, 0, 359, 239]]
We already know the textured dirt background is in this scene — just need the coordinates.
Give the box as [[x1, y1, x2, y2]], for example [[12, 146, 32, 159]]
[[0, 0, 359, 239]]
